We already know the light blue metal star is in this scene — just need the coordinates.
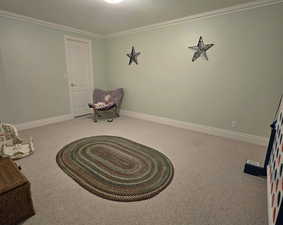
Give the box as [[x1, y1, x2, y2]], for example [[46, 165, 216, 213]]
[[127, 46, 141, 65], [189, 36, 214, 62]]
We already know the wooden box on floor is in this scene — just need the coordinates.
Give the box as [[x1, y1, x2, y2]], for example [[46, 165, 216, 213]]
[[0, 157, 35, 225]]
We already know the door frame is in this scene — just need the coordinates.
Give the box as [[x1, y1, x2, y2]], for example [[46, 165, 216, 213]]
[[64, 35, 94, 116]]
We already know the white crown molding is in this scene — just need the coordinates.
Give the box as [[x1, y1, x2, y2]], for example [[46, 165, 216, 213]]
[[16, 114, 74, 131], [121, 110, 269, 146], [0, 0, 282, 39], [106, 0, 283, 38], [0, 10, 103, 39]]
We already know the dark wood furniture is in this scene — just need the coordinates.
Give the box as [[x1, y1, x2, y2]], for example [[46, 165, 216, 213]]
[[0, 158, 35, 225]]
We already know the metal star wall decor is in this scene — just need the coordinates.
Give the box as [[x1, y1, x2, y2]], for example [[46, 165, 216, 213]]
[[188, 36, 214, 62], [127, 46, 141, 65]]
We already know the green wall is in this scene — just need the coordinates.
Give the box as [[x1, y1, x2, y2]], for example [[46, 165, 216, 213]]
[[0, 17, 106, 124], [106, 4, 283, 137], [1, 3, 282, 137]]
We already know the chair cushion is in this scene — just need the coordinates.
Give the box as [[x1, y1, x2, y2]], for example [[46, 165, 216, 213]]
[[91, 102, 116, 110]]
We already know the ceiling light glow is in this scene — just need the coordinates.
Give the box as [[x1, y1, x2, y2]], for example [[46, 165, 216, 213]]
[[104, 0, 124, 4]]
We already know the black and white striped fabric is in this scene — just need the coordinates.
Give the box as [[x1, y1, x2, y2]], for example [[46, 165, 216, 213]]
[[268, 97, 283, 225]]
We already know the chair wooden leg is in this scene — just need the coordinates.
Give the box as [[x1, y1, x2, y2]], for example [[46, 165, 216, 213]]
[[93, 109, 97, 122], [114, 106, 120, 117]]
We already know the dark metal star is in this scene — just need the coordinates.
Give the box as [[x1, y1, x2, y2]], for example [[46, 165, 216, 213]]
[[188, 36, 214, 62], [127, 46, 141, 65]]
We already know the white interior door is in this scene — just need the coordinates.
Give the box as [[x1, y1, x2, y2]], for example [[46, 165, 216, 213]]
[[65, 37, 93, 116]]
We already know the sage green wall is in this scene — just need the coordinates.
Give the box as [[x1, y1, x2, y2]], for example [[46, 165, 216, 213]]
[[106, 4, 283, 137], [0, 17, 106, 124]]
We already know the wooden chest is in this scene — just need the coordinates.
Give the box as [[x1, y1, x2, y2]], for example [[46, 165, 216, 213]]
[[0, 158, 35, 225]]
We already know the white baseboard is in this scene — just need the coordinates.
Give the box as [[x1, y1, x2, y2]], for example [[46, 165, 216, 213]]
[[16, 114, 74, 131], [121, 110, 269, 146], [14, 111, 268, 146]]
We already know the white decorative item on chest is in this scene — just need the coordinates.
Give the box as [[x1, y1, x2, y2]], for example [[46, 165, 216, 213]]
[[0, 122, 34, 160]]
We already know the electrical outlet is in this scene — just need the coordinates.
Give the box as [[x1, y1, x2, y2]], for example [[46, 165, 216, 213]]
[[232, 121, 237, 128]]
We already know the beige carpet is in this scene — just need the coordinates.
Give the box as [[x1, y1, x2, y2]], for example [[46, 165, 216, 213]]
[[18, 116, 267, 225]]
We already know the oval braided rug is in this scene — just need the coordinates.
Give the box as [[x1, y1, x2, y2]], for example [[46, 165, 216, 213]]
[[56, 136, 174, 202]]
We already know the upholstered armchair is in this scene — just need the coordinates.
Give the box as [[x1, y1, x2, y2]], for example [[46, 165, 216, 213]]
[[88, 88, 124, 122]]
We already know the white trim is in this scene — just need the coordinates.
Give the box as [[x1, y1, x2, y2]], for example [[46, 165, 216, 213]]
[[64, 35, 94, 116], [64, 35, 93, 43], [16, 114, 74, 131], [105, 0, 283, 38], [121, 110, 269, 146], [0, 10, 103, 39], [64, 36, 74, 116], [0, 0, 282, 39]]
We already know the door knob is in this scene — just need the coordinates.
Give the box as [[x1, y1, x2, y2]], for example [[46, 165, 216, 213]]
[[70, 83, 76, 87]]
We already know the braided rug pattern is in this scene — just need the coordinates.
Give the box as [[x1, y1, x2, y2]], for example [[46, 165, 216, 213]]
[[56, 136, 174, 202]]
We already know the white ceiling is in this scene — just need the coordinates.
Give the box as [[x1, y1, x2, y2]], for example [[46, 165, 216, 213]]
[[0, 0, 255, 35]]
